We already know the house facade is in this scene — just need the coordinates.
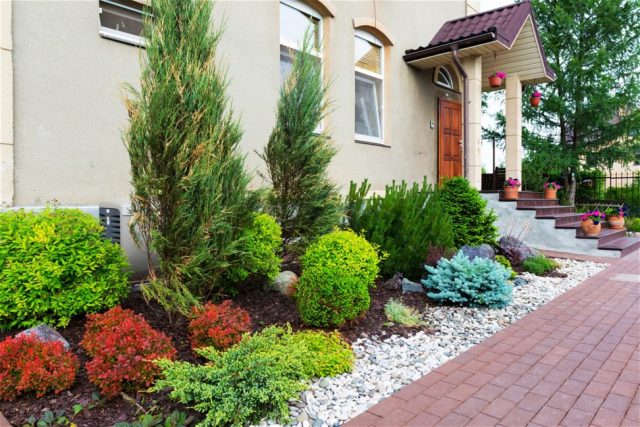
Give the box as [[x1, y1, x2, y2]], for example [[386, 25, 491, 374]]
[[0, 0, 553, 208]]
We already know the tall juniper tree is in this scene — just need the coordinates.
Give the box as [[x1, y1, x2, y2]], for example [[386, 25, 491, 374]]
[[526, 0, 640, 204], [124, 0, 257, 315], [260, 33, 341, 253]]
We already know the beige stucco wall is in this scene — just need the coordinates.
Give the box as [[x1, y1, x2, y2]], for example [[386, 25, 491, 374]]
[[11, 0, 466, 206]]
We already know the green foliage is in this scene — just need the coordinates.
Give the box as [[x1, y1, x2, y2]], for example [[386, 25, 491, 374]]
[[114, 411, 189, 427], [626, 216, 640, 232], [522, 255, 559, 276], [525, 0, 640, 204], [227, 213, 282, 283], [0, 209, 129, 329], [153, 325, 353, 427], [384, 299, 424, 327], [124, 0, 258, 315], [260, 32, 341, 254], [438, 177, 498, 248], [345, 179, 455, 280], [495, 255, 517, 280], [422, 253, 512, 308], [296, 230, 382, 327]]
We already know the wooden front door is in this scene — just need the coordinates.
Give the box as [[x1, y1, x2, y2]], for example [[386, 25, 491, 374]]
[[438, 99, 462, 181]]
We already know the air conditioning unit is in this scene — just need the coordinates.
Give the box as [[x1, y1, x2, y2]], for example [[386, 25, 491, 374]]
[[99, 201, 157, 281]]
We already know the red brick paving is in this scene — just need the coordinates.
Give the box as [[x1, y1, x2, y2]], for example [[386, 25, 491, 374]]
[[346, 251, 640, 427]]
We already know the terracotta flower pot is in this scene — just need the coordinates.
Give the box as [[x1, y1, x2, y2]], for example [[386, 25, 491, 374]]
[[544, 188, 557, 199], [608, 215, 625, 229], [530, 97, 541, 107], [489, 75, 503, 88], [581, 220, 601, 237], [503, 186, 519, 200]]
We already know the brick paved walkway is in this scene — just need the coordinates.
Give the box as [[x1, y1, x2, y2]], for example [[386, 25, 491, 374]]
[[347, 252, 640, 427]]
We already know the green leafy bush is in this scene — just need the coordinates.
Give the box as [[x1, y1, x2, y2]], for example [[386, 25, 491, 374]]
[[228, 213, 282, 283], [495, 255, 517, 279], [0, 209, 129, 329], [153, 325, 353, 427], [438, 177, 498, 248], [345, 179, 455, 280], [626, 216, 640, 232], [522, 255, 559, 275], [422, 253, 512, 308], [296, 230, 382, 327], [384, 299, 424, 327]]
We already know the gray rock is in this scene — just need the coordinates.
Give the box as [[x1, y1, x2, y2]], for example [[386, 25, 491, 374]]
[[17, 324, 70, 349], [272, 271, 298, 296], [498, 236, 540, 263], [513, 276, 529, 287], [458, 244, 495, 261], [401, 278, 424, 294]]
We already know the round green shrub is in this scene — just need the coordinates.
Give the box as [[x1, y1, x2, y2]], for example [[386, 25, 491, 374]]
[[227, 213, 282, 283], [439, 177, 498, 248], [0, 208, 130, 329], [522, 255, 559, 275], [422, 253, 512, 308], [296, 230, 381, 327], [495, 254, 517, 279]]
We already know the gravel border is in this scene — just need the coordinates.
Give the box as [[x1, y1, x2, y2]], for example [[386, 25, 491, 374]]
[[258, 258, 607, 427]]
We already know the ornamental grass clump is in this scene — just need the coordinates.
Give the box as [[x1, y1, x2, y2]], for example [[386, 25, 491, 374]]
[[153, 325, 353, 427], [0, 208, 129, 329], [384, 299, 424, 327], [522, 255, 559, 276], [422, 253, 512, 308], [124, 0, 258, 316], [295, 230, 383, 327], [345, 178, 455, 280]]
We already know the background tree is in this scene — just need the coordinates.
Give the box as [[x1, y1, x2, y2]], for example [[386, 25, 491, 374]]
[[260, 33, 341, 254], [125, 0, 257, 316], [526, 0, 640, 204]]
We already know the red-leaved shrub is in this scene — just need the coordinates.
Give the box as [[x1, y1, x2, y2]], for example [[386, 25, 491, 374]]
[[81, 306, 177, 398], [188, 301, 251, 350], [0, 334, 78, 401]]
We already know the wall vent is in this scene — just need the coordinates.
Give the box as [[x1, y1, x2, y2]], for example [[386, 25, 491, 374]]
[[99, 207, 121, 244]]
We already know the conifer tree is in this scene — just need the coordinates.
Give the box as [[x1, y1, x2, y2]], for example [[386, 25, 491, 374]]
[[260, 33, 341, 254], [124, 0, 257, 315]]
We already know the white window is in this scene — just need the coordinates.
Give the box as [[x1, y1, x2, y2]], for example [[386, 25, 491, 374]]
[[355, 30, 384, 143], [99, 0, 148, 47], [279, 0, 322, 83], [436, 66, 455, 90]]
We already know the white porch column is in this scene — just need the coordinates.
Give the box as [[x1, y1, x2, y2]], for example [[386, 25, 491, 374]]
[[462, 55, 482, 189], [0, 0, 14, 206], [505, 74, 522, 181]]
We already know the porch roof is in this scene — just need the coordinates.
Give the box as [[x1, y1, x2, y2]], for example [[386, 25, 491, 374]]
[[403, 0, 555, 89]]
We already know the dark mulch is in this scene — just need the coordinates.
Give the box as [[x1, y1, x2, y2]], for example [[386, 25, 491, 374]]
[[0, 279, 430, 426]]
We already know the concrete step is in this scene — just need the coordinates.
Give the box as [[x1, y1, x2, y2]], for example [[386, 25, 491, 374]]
[[553, 213, 584, 226], [556, 221, 581, 229], [516, 198, 560, 209], [498, 191, 545, 201], [599, 237, 640, 257], [576, 228, 627, 245], [536, 206, 576, 218]]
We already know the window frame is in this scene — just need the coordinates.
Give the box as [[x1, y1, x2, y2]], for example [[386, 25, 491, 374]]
[[98, 0, 149, 47], [435, 66, 455, 90], [354, 29, 384, 145]]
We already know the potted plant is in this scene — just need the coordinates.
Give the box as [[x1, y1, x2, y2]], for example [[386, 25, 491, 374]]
[[580, 210, 605, 236], [489, 72, 506, 88], [543, 181, 561, 199], [503, 177, 521, 200], [530, 90, 542, 107], [605, 205, 628, 229]]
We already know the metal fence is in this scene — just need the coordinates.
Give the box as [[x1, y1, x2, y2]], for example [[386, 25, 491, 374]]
[[576, 171, 640, 216]]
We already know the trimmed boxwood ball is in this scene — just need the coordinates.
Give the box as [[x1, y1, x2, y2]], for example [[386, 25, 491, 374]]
[[296, 230, 382, 327], [0, 208, 130, 329], [422, 253, 512, 308]]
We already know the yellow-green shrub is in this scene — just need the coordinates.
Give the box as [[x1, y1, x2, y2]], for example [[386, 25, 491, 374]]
[[228, 213, 282, 283], [0, 209, 129, 329], [296, 230, 382, 327]]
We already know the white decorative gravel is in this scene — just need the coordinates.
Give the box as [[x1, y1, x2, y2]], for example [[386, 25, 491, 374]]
[[258, 258, 607, 427]]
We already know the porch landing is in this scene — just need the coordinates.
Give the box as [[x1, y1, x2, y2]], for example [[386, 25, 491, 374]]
[[346, 252, 640, 427]]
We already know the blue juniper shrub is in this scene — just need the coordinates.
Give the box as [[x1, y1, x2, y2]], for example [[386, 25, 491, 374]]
[[422, 253, 512, 308]]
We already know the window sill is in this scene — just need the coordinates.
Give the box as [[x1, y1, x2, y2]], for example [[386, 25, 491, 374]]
[[99, 28, 145, 47], [355, 138, 390, 148]]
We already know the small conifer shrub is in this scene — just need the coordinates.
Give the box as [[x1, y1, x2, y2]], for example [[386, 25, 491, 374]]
[[422, 253, 512, 308], [522, 255, 559, 275]]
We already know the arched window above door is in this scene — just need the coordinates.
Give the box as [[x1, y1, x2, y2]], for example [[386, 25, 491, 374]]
[[435, 66, 456, 90]]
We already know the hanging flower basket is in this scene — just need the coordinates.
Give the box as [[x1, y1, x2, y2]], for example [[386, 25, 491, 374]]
[[489, 72, 506, 88], [605, 206, 628, 229], [530, 90, 542, 107]]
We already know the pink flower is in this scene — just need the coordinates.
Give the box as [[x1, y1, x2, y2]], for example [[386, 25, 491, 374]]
[[495, 72, 506, 79], [532, 90, 542, 98]]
